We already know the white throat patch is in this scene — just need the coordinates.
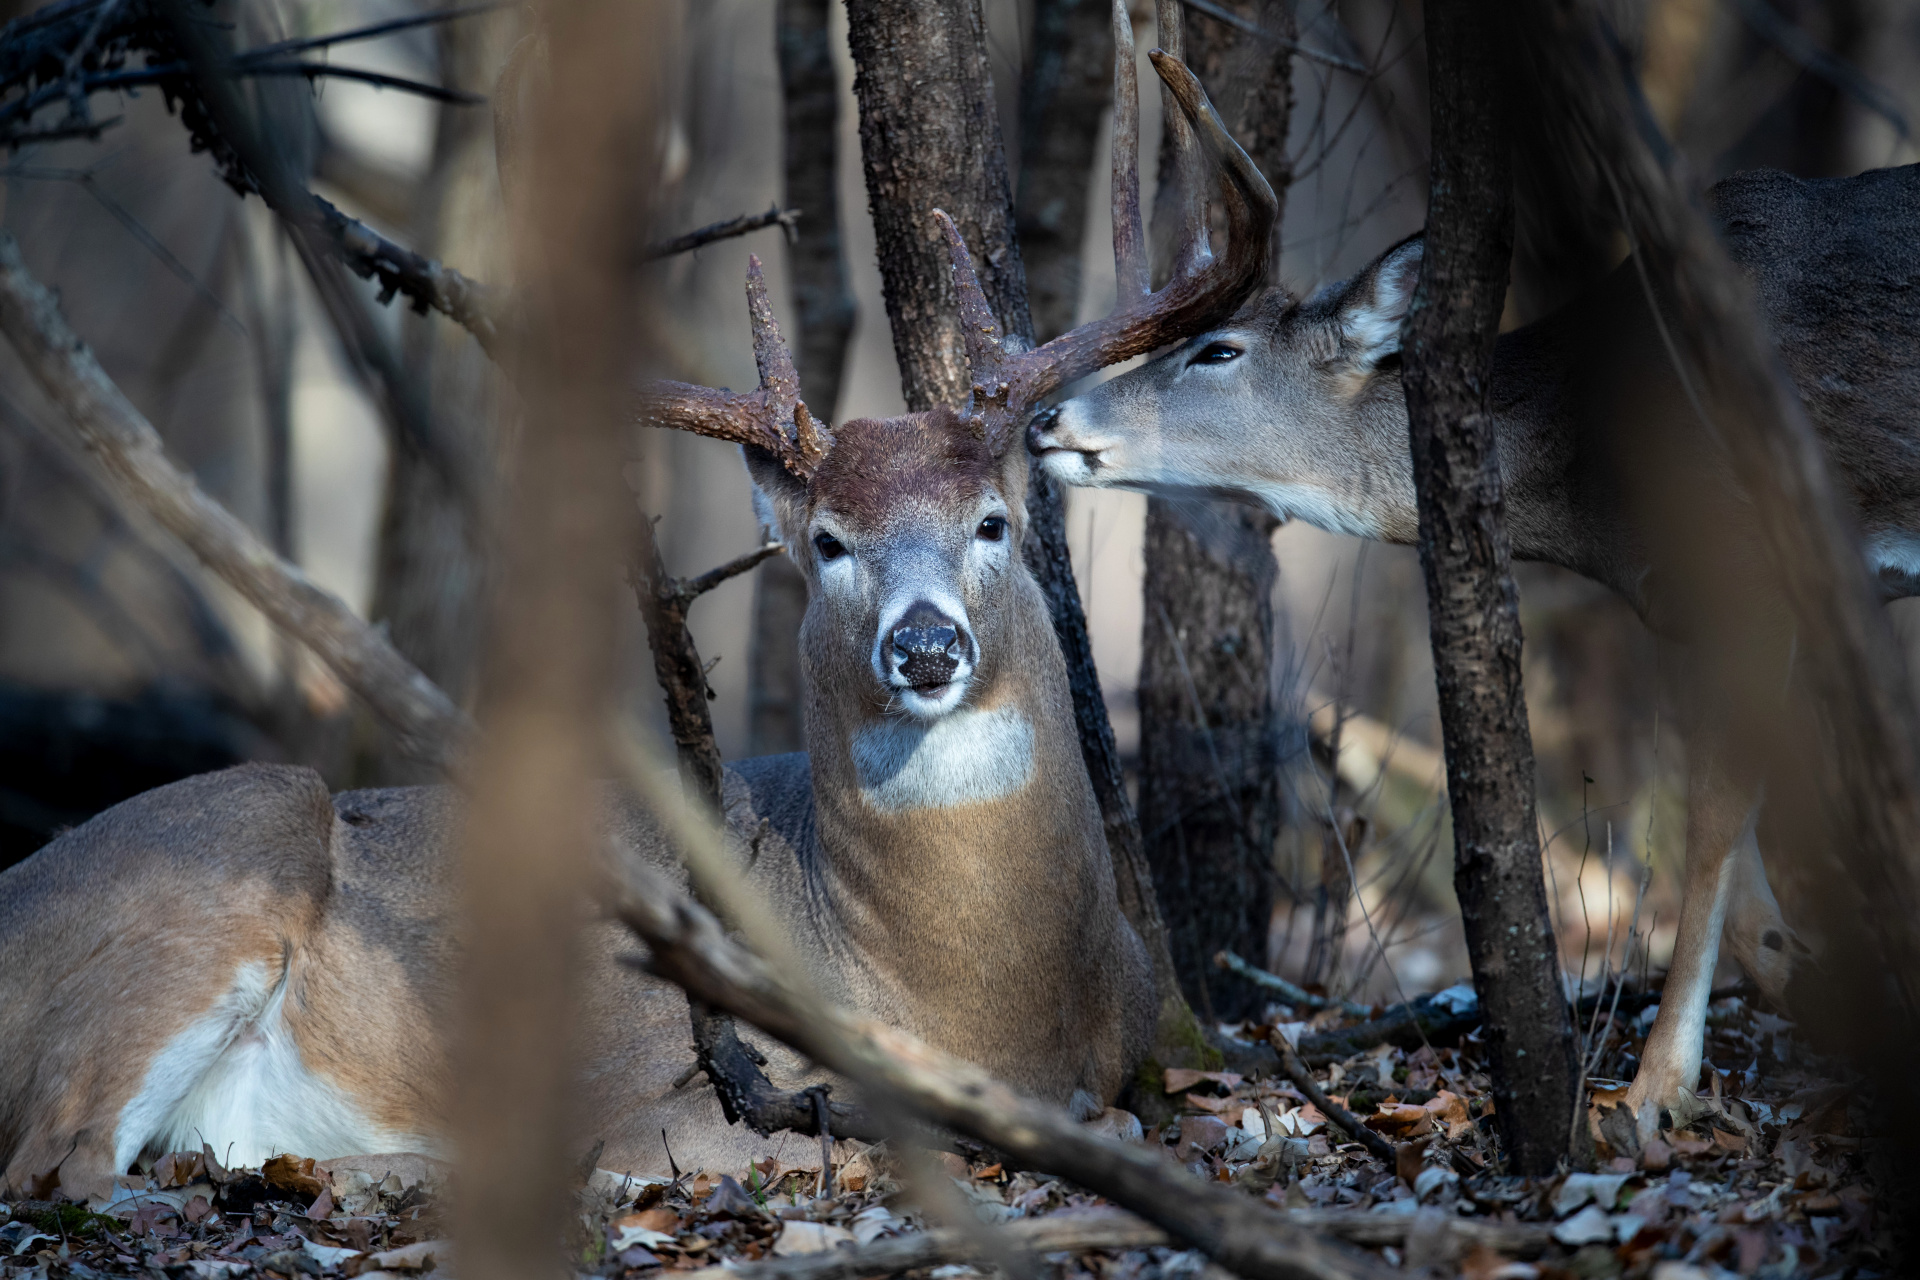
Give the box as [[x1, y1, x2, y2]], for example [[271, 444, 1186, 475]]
[[851, 706, 1035, 813]]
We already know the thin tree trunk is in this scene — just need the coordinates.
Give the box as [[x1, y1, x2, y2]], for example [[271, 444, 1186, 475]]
[[368, 5, 518, 780], [750, 0, 856, 757], [1016, 0, 1114, 342], [450, 3, 661, 1278], [1402, 0, 1585, 1174], [843, 0, 1198, 1068], [1138, 0, 1292, 1023]]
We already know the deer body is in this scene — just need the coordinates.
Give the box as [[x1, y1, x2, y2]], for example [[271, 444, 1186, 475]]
[[1035, 162, 1920, 1136], [0, 411, 1153, 1198], [0, 10, 1279, 1196]]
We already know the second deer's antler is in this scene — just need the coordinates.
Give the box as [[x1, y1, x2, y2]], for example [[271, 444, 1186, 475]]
[[639, 255, 833, 479], [937, 0, 1277, 454]]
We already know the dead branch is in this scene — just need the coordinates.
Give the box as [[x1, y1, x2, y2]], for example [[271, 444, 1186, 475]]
[[1268, 1031, 1395, 1163], [0, 234, 468, 767], [1214, 950, 1370, 1016], [646, 206, 801, 260], [624, 521, 878, 1143], [602, 839, 1391, 1280], [0, 1, 487, 147], [723, 1207, 1553, 1280]]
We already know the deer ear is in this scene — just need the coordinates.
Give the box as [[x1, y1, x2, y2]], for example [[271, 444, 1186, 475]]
[[743, 446, 809, 550], [1333, 234, 1424, 370]]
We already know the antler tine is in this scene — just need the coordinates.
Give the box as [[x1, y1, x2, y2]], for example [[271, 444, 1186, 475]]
[[987, 52, 1276, 420], [934, 208, 1024, 452], [1154, 0, 1209, 281], [744, 254, 833, 473], [1110, 0, 1149, 305], [637, 258, 831, 479]]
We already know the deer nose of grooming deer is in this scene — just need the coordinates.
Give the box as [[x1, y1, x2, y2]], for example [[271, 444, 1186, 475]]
[[889, 603, 964, 692]]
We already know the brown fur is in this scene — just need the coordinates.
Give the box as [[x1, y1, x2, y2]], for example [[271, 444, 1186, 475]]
[[0, 409, 1153, 1194]]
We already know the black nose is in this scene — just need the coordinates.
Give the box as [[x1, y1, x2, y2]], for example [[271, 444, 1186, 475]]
[[891, 602, 963, 688], [1027, 406, 1059, 453]]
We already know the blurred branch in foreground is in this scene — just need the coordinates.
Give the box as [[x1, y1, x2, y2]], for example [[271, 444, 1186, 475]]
[[0, 235, 468, 768], [1523, 0, 1920, 1166], [601, 812, 1391, 1280], [446, 1, 662, 1279]]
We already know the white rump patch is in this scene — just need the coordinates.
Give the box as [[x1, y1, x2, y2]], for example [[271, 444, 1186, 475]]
[[852, 706, 1035, 813], [114, 959, 415, 1171]]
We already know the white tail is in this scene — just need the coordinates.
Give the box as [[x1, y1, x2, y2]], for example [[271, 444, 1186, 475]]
[[1035, 161, 1920, 1137], [0, 12, 1276, 1200]]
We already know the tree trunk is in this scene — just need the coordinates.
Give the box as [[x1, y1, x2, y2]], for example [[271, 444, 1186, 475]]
[[843, 0, 1198, 1068], [1138, 0, 1292, 1023], [367, 6, 518, 780], [450, 2, 661, 1276], [1016, 0, 1114, 343], [1402, 0, 1585, 1174], [749, 0, 856, 757]]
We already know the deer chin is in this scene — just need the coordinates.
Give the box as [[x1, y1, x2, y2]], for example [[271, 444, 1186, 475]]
[[890, 671, 971, 720]]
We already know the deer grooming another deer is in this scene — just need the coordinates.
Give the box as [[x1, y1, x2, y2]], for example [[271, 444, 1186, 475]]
[[0, 22, 1277, 1200], [1034, 160, 1920, 1140]]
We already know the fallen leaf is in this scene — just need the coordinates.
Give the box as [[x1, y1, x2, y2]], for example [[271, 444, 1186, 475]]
[[1711, 1128, 1747, 1154], [1640, 1136, 1672, 1171], [307, 1188, 334, 1221], [1396, 1137, 1430, 1187], [772, 1221, 854, 1256], [1162, 1068, 1243, 1094], [971, 1163, 1003, 1180], [1551, 1203, 1614, 1246], [704, 1175, 760, 1217], [183, 1196, 213, 1225], [1424, 1090, 1470, 1126], [26, 1162, 61, 1201], [622, 1208, 681, 1234], [263, 1155, 326, 1201], [1185, 1092, 1242, 1114], [1366, 1103, 1434, 1139]]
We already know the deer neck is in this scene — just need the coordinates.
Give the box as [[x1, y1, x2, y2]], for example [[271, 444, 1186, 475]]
[[795, 575, 1129, 1041], [1340, 327, 1649, 608]]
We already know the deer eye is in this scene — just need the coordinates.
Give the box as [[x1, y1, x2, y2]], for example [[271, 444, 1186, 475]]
[[976, 516, 1007, 542], [813, 531, 847, 561], [1190, 342, 1242, 367]]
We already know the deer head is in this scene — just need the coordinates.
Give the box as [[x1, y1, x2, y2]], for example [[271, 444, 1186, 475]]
[[640, 2, 1275, 739]]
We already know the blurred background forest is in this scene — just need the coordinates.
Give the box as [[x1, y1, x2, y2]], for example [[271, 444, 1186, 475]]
[[3, 0, 1917, 1012]]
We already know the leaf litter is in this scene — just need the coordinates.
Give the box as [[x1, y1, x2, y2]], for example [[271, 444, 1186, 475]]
[[0, 993, 1883, 1280]]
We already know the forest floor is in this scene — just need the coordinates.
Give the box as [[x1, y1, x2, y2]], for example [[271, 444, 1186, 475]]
[[0, 993, 1884, 1280]]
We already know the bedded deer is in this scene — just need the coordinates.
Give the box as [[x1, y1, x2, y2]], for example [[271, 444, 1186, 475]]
[[1032, 161, 1920, 1137], [0, 21, 1277, 1199]]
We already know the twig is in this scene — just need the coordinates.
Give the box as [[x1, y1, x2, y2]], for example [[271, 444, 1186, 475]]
[[646, 206, 802, 260], [720, 1207, 1554, 1280], [601, 826, 1390, 1280], [1182, 0, 1365, 73], [1267, 1030, 1395, 1163], [1727, 0, 1909, 142], [1215, 949, 1371, 1016], [0, 234, 468, 767], [679, 541, 784, 602]]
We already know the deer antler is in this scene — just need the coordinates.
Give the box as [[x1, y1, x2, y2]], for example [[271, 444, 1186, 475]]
[[639, 256, 833, 478], [937, 0, 1277, 455]]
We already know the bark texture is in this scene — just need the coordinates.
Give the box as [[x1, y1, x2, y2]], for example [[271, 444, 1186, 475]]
[[1138, 1, 1292, 1022], [1402, 0, 1585, 1174], [1016, 0, 1115, 342], [750, 0, 855, 756], [844, 0, 1194, 1060]]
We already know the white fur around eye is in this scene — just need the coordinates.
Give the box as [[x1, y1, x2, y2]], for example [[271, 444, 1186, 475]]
[[851, 707, 1034, 812]]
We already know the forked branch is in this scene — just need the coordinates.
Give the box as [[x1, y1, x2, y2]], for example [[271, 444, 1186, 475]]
[[0, 235, 468, 767]]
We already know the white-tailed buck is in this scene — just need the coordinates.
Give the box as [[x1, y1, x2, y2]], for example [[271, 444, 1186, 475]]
[[1034, 161, 1920, 1137], [0, 15, 1277, 1199]]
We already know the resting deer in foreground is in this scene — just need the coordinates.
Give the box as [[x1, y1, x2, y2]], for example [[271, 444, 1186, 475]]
[[0, 26, 1278, 1199], [1033, 160, 1920, 1139]]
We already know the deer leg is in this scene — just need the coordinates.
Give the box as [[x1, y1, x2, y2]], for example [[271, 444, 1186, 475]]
[[1625, 752, 1758, 1139], [1719, 828, 1805, 1009]]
